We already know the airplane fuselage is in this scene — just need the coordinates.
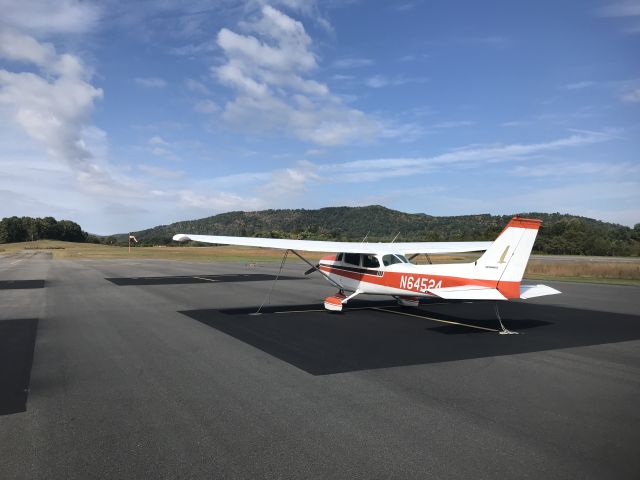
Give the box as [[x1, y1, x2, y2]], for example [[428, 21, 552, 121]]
[[318, 253, 520, 300]]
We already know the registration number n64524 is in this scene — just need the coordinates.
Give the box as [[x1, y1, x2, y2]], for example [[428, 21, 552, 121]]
[[399, 275, 442, 292]]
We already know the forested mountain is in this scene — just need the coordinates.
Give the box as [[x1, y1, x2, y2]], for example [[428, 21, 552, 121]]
[[121, 206, 640, 256]]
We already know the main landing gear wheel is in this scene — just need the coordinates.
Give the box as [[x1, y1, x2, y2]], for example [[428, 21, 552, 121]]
[[394, 296, 420, 307]]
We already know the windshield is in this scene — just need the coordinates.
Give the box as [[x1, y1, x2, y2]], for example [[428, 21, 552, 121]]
[[382, 254, 409, 266]]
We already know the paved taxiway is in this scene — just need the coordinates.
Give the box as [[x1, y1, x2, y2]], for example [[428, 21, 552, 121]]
[[1, 252, 639, 479]]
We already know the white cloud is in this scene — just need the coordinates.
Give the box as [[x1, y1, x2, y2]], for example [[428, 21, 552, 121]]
[[137, 164, 185, 179], [332, 57, 374, 68], [148, 135, 170, 146], [320, 130, 615, 177], [510, 161, 640, 177], [391, 3, 416, 12], [433, 120, 474, 128], [365, 75, 388, 88], [0, 29, 56, 66], [135, 77, 167, 88], [501, 120, 532, 127], [595, 1, 640, 33], [365, 74, 428, 88], [169, 40, 218, 56], [185, 78, 212, 95], [0, 0, 100, 35], [147, 136, 180, 161], [496, 182, 640, 224], [214, 5, 379, 145], [259, 0, 334, 33], [0, 30, 104, 175], [331, 74, 355, 81], [194, 99, 219, 113], [559, 78, 640, 103], [173, 190, 263, 211], [621, 87, 640, 102], [259, 160, 319, 196], [266, 0, 319, 15], [564, 80, 597, 90], [304, 148, 326, 156], [596, 1, 640, 17]]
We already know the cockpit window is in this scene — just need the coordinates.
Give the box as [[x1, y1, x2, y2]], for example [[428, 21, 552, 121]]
[[336, 253, 344, 262], [362, 254, 380, 269], [382, 254, 409, 266]]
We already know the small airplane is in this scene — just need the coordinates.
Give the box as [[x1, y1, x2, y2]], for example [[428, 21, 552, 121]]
[[173, 217, 560, 333]]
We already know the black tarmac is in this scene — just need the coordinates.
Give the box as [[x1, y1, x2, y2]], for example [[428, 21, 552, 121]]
[[1, 251, 639, 479]]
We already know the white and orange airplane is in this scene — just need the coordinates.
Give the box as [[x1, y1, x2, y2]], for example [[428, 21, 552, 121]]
[[174, 217, 560, 333]]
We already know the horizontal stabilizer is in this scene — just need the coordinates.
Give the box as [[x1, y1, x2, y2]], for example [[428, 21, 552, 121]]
[[520, 284, 561, 299], [427, 285, 507, 300]]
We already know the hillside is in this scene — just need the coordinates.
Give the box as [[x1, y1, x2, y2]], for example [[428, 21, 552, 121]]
[[120, 206, 640, 256]]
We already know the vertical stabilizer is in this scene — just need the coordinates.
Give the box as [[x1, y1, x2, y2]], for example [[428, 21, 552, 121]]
[[475, 218, 541, 298]]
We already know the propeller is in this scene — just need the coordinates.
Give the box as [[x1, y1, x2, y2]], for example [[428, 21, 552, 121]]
[[304, 264, 320, 275]]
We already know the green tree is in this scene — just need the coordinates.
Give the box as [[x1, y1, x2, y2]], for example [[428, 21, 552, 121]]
[[58, 220, 87, 242], [0, 216, 27, 243], [39, 217, 60, 239]]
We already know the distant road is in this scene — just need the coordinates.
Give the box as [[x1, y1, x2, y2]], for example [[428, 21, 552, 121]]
[[449, 252, 640, 264], [529, 254, 640, 264]]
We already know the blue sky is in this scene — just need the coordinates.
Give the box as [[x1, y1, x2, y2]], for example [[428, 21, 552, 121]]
[[0, 0, 638, 234]]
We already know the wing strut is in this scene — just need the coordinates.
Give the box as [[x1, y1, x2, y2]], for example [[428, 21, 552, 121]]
[[252, 249, 290, 315], [408, 253, 433, 264]]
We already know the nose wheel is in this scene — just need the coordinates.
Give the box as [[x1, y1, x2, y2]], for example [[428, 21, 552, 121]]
[[324, 290, 362, 312]]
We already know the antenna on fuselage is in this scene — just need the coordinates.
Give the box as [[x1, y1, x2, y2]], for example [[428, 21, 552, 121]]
[[360, 231, 369, 245]]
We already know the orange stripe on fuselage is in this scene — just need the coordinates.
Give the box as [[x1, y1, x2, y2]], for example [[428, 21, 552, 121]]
[[319, 264, 521, 298]]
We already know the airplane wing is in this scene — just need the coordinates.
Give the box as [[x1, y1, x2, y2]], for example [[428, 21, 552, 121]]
[[172, 234, 492, 255]]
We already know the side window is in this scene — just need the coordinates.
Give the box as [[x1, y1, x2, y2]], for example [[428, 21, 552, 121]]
[[362, 254, 380, 269], [344, 253, 360, 265]]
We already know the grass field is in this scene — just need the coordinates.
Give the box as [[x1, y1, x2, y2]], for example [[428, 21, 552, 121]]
[[0, 240, 327, 262], [1, 240, 639, 285]]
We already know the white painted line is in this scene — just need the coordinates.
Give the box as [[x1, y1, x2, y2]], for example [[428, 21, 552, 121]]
[[272, 305, 394, 314], [371, 307, 500, 333], [193, 276, 218, 282], [274, 309, 326, 314]]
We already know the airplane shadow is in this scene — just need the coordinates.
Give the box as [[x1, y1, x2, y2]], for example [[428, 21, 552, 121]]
[[106, 273, 303, 286], [0, 318, 38, 415], [0, 280, 45, 290], [180, 300, 640, 375]]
